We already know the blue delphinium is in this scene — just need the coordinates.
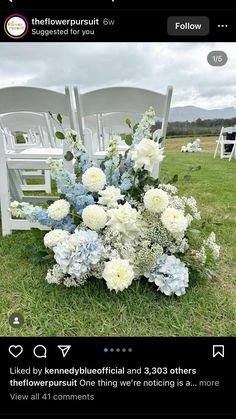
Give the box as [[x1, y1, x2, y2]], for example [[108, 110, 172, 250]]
[[54, 230, 102, 278], [144, 254, 189, 296], [75, 150, 93, 172]]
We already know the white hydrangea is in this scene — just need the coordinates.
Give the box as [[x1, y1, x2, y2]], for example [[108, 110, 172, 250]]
[[82, 205, 107, 230], [203, 232, 220, 259], [44, 229, 70, 249], [8, 201, 35, 219], [82, 167, 106, 192], [144, 189, 169, 213], [8, 201, 24, 218], [106, 202, 139, 237], [47, 199, 70, 221], [98, 186, 124, 208], [131, 138, 164, 173], [102, 259, 135, 293], [161, 207, 188, 235]]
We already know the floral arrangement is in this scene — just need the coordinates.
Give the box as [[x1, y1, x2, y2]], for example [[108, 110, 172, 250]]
[[9, 109, 219, 297], [181, 138, 202, 153]]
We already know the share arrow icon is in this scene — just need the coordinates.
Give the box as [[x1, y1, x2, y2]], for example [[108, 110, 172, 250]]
[[57, 345, 71, 358]]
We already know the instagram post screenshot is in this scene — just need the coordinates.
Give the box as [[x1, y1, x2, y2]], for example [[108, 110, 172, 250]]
[[0, 1, 235, 416]]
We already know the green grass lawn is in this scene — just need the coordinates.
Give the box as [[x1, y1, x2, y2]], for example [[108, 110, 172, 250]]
[[0, 136, 236, 337]]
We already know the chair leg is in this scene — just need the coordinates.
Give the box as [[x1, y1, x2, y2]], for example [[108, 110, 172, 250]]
[[229, 143, 236, 162], [214, 142, 219, 158], [44, 170, 51, 194], [0, 162, 12, 236]]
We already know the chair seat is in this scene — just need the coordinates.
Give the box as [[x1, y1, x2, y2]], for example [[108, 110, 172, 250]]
[[7, 159, 58, 170], [7, 147, 63, 160]]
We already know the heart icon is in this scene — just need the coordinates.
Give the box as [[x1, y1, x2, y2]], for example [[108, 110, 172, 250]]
[[9, 345, 23, 358]]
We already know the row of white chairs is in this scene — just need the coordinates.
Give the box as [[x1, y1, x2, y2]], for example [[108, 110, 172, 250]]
[[0, 84, 173, 236]]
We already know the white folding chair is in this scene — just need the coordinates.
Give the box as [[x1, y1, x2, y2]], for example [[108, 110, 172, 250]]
[[0, 86, 78, 236], [214, 126, 236, 159], [0, 112, 56, 193], [71, 85, 173, 163]]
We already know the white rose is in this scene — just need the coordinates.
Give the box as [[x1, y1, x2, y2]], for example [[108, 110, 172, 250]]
[[82, 205, 107, 230], [102, 259, 134, 292], [44, 229, 70, 249], [144, 189, 169, 213], [161, 207, 188, 235], [106, 202, 139, 237], [47, 199, 70, 221], [131, 138, 164, 173], [82, 167, 106, 192], [98, 186, 124, 208]]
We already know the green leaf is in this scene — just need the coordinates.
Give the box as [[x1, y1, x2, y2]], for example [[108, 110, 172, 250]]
[[172, 174, 178, 183], [47, 200, 54, 205], [57, 114, 62, 124], [31, 250, 49, 264], [158, 136, 164, 144], [55, 131, 65, 140], [183, 175, 191, 182], [64, 151, 74, 161], [125, 118, 131, 129], [132, 123, 139, 133], [124, 134, 133, 146]]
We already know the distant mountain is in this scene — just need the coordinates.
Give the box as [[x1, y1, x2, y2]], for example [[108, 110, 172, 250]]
[[169, 106, 236, 122]]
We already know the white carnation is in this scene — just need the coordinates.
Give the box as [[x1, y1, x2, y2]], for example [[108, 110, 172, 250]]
[[44, 229, 70, 249], [82, 205, 107, 230], [82, 167, 106, 192], [98, 186, 124, 208], [144, 189, 169, 213], [102, 259, 134, 292], [131, 138, 164, 173], [161, 207, 188, 235], [47, 199, 70, 221], [106, 202, 139, 237]]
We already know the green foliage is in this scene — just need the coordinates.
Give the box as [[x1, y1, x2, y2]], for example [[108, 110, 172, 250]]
[[55, 131, 65, 140], [57, 113, 62, 124], [164, 117, 236, 136], [124, 134, 133, 146], [125, 118, 132, 129], [64, 151, 74, 161]]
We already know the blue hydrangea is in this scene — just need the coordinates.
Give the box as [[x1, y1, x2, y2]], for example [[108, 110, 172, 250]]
[[54, 230, 102, 278], [74, 194, 95, 215], [144, 254, 189, 296], [51, 216, 76, 232], [120, 178, 132, 191], [31, 207, 49, 225]]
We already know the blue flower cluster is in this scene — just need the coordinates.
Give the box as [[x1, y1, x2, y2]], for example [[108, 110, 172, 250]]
[[119, 158, 133, 191], [145, 254, 189, 296], [75, 149, 93, 172], [104, 158, 121, 186], [29, 207, 76, 232], [51, 169, 95, 216], [54, 230, 102, 277]]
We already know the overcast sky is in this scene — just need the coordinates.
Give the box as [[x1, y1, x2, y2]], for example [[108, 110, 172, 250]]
[[0, 42, 236, 109]]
